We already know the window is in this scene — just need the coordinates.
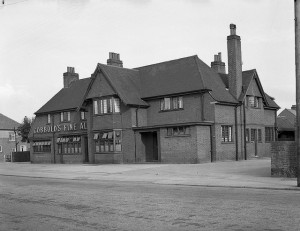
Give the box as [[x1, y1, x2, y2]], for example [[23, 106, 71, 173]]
[[94, 97, 121, 115], [9, 132, 15, 141], [265, 127, 275, 142], [47, 114, 51, 124], [80, 111, 86, 120], [166, 126, 190, 137], [160, 96, 183, 111], [94, 130, 122, 153], [247, 96, 260, 108], [0, 145, 2, 152], [57, 136, 81, 154], [258, 129, 262, 142], [251, 129, 256, 142], [60, 112, 71, 122], [221, 125, 233, 142], [245, 129, 249, 142], [33, 141, 51, 153]]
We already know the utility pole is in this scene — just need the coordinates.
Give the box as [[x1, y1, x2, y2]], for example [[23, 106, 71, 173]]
[[295, 0, 300, 187]]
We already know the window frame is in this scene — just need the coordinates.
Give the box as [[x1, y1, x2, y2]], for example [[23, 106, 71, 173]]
[[160, 96, 183, 112], [94, 130, 122, 153], [57, 136, 81, 154], [33, 140, 51, 153], [0, 145, 2, 152], [80, 111, 86, 121], [60, 111, 71, 122], [9, 132, 15, 141], [94, 97, 121, 115], [265, 127, 275, 142], [221, 125, 233, 143], [47, 114, 51, 124], [247, 96, 260, 109], [166, 126, 190, 137]]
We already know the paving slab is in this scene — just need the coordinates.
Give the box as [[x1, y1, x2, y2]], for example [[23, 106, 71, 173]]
[[0, 159, 298, 190]]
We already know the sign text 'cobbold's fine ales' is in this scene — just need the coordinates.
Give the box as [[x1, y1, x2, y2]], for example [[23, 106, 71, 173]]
[[34, 122, 87, 134]]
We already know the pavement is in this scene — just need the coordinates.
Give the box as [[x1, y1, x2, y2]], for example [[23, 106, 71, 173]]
[[0, 158, 299, 190]]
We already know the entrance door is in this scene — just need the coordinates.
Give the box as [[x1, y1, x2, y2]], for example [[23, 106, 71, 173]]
[[84, 136, 89, 163], [142, 131, 159, 162]]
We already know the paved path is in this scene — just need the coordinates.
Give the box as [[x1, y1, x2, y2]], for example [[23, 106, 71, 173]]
[[0, 158, 298, 190]]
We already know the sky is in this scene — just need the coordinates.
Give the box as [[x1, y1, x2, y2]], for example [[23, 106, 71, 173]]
[[0, 0, 295, 122]]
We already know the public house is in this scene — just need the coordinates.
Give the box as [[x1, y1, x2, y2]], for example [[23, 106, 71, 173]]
[[29, 24, 280, 164]]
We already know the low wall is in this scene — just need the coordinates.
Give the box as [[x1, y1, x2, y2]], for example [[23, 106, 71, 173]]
[[12, 151, 30, 162], [271, 141, 297, 177]]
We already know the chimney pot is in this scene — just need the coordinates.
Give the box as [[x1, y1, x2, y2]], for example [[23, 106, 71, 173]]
[[107, 52, 123, 67], [230, 24, 236, 35]]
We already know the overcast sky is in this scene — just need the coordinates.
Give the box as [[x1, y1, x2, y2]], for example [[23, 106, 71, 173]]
[[0, 0, 295, 122]]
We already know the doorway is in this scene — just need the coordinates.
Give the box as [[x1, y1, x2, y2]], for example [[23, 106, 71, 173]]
[[141, 131, 159, 162], [84, 136, 89, 163]]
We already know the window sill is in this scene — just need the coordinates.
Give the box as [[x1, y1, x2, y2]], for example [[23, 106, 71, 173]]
[[94, 113, 121, 116], [58, 153, 82, 155], [165, 134, 191, 138], [221, 142, 234, 144], [95, 152, 122, 154], [159, 108, 184, 113]]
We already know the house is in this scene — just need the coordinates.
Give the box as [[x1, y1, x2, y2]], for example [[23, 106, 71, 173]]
[[0, 113, 29, 161], [29, 24, 279, 164], [277, 105, 296, 141]]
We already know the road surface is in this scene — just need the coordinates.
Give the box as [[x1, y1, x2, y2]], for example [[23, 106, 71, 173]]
[[1, 175, 300, 231]]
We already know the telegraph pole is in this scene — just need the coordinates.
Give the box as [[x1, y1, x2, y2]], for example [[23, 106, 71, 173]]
[[295, 0, 300, 186]]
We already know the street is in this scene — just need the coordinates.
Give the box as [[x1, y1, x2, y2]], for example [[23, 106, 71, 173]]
[[1, 175, 300, 231]]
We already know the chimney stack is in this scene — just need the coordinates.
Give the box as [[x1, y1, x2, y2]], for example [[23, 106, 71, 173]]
[[63, 67, 79, 88], [292, 105, 296, 111], [227, 24, 242, 99], [107, 52, 123, 67], [211, 52, 226, 74]]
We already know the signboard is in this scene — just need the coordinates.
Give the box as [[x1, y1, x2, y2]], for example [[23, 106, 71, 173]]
[[33, 122, 87, 134]]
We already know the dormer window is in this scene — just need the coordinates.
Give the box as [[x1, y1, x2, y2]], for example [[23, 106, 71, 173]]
[[94, 97, 121, 115], [160, 96, 183, 111]]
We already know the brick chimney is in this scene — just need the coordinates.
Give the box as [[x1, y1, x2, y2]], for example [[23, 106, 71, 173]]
[[227, 24, 242, 99], [211, 52, 226, 74], [63, 67, 79, 88], [107, 52, 123, 67]]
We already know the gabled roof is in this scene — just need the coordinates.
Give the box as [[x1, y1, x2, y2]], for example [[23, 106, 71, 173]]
[[86, 64, 148, 107], [286, 109, 296, 116], [0, 113, 20, 130], [35, 77, 91, 114], [219, 69, 279, 109], [136, 55, 237, 103]]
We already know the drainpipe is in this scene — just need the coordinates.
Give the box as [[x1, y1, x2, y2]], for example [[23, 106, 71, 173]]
[[134, 107, 139, 163], [234, 105, 239, 161], [243, 101, 247, 160]]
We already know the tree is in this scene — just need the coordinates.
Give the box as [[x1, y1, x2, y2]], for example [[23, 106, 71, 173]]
[[17, 116, 33, 143]]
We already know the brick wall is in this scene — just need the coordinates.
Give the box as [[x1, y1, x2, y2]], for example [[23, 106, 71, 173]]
[[160, 126, 198, 163], [271, 141, 297, 177]]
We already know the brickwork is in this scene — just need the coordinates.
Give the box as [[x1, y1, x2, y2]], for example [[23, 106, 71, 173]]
[[95, 153, 123, 164], [271, 141, 297, 177], [160, 127, 198, 163], [196, 125, 211, 163], [146, 94, 202, 126], [31, 152, 52, 163]]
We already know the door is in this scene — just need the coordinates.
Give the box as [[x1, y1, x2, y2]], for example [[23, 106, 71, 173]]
[[142, 131, 159, 162], [84, 136, 89, 163]]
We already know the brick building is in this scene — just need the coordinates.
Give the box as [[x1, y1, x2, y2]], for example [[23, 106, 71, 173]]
[[29, 24, 279, 164], [277, 105, 296, 141], [0, 113, 29, 161]]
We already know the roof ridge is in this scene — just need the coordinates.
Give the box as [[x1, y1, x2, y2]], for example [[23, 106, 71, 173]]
[[97, 63, 139, 72], [134, 55, 198, 69]]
